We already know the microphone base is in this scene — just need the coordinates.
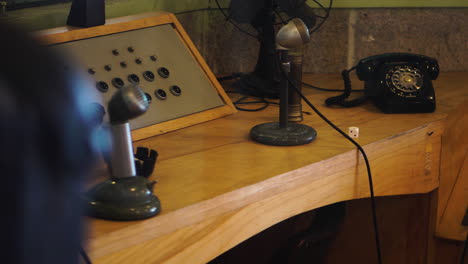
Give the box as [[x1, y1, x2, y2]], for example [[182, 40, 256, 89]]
[[85, 176, 161, 221], [250, 122, 317, 146]]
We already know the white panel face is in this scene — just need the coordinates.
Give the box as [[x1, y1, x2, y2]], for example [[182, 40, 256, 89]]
[[50, 24, 224, 130]]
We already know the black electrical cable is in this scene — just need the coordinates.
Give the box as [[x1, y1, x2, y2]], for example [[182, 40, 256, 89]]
[[219, 72, 364, 107], [234, 96, 270, 112], [80, 245, 92, 264], [228, 94, 280, 112], [217, 72, 244, 82], [284, 73, 383, 264], [218, 72, 363, 93], [302, 81, 364, 92], [217, 72, 356, 92]]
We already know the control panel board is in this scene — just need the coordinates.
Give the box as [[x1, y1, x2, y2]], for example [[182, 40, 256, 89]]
[[39, 12, 236, 141]]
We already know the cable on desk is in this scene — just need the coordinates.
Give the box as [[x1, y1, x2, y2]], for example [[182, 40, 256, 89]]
[[226, 92, 280, 112], [284, 73, 383, 264], [217, 72, 364, 94], [234, 96, 271, 112], [217, 72, 244, 82], [302, 81, 364, 92], [80, 245, 92, 264]]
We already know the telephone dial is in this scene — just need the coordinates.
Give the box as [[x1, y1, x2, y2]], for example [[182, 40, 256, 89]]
[[326, 53, 439, 113]]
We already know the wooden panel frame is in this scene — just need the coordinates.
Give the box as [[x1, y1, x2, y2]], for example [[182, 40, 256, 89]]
[[36, 12, 237, 141], [438, 153, 468, 240], [436, 101, 468, 241]]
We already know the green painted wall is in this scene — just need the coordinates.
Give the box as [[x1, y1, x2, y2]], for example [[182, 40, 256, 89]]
[[0, 0, 207, 31], [1, 0, 466, 31], [332, 0, 468, 8]]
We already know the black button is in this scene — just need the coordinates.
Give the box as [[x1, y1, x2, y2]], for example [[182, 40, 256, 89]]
[[150, 55, 157, 61], [88, 68, 96, 75], [96, 81, 109, 93], [155, 89, 167, 100], [135, 58, 142, 64], [112, 78, 124, 88], [144, 93, 152, 104], [120, 62, 127, 68], [104, 65, 112, 71], [143, 71, 155, 81], [112, 49, 119, 56], [170, 85, 182, 96], [128, 74, 140, 84], [128, 47, 135, 53], [157, 67, 170, 78]]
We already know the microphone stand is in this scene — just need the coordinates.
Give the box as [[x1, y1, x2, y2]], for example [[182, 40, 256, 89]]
[[287, 47, 304, 122], [279, 49, 290, 129], [250, 47, 316, 146], [250, 18, 316, 146], [86, 85, 161, 221]]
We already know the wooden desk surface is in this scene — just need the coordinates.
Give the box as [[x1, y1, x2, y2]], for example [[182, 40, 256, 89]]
[[88, 72, 468, 263]]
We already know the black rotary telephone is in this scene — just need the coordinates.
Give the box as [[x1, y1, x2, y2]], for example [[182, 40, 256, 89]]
[[326, 53, 439, 113]]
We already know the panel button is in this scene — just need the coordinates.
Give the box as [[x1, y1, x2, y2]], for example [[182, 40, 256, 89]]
[[143, 71, 155, 82], [169, 85, 182, 96], [157, 67, 170, 78], [128, 46, 135, 53], [104, 65, 112, 71], [155, 89, 167, 100], [88, 68, 96, 75], [150, 55, 157, 62], [112, 78, 124, 88], [96, 81, 109, 93], [112, 49, 119, 56], [120, 62, 127, 68], [135, 58, 142, 64], [128, 74, 140, 84]]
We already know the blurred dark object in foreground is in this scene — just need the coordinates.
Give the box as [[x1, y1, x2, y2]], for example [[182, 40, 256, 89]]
[[0, 23, 101, 263]]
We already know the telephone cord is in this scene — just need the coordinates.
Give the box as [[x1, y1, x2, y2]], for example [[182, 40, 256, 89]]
[[285, 73, 383, 264], [80, 245, 92, 264]]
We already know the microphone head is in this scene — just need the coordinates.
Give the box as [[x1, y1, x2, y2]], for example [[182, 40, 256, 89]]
[[276, 18, 310, 49], [108, 84, 149, 124]]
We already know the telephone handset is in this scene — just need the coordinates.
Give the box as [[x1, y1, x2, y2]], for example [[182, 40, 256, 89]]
[[326, 53, 439, 113]]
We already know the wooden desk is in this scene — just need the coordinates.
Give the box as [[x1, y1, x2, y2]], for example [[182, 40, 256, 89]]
[[87, 72, 468, 263]]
